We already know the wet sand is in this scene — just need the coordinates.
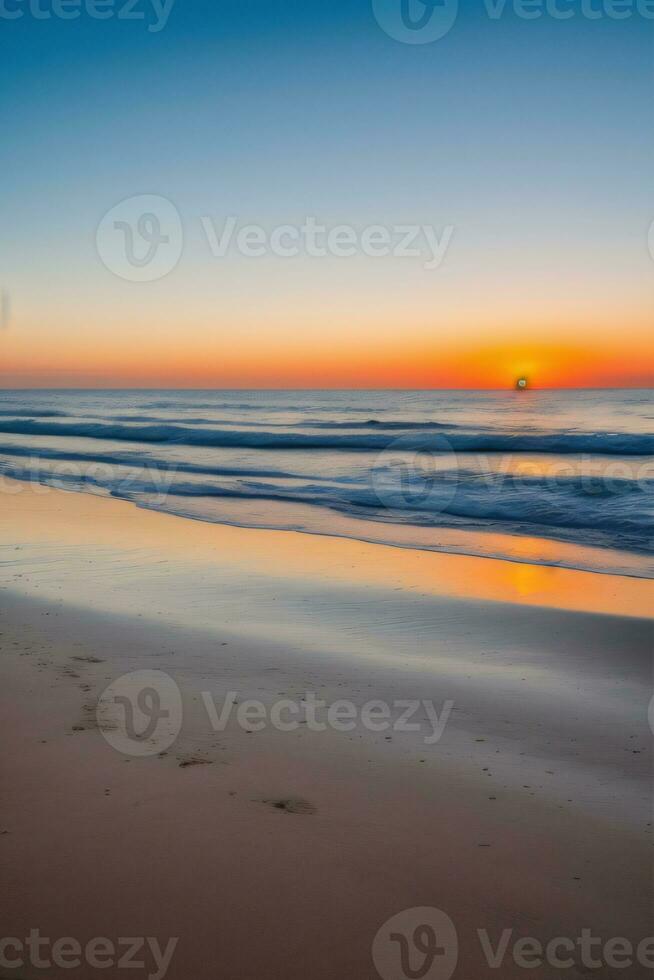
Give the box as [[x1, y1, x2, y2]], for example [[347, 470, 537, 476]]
[[1, 482, 652, 980]]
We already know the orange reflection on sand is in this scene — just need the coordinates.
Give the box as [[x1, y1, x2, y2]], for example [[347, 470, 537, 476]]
[[2, 481, 651, 620], [500, 560, 558, 600]]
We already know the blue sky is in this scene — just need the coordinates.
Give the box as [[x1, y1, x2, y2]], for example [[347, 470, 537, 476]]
[[0, 0, 652, 385]]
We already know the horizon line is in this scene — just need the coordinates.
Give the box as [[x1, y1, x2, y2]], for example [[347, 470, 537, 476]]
[[1, 385, 652, 393]]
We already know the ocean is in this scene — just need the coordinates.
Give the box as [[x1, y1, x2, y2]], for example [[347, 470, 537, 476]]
[[0, 388, 651, 578]]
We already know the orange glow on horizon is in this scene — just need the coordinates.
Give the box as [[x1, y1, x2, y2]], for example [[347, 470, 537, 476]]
[[1, 320, 652, 389]]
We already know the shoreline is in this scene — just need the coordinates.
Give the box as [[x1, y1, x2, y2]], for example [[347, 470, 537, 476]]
[[1, 479, 652, 621], [1, 467, 652, 580], [139, 492, 654, 580]]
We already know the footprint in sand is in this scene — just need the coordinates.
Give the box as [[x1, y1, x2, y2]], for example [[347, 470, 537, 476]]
[[263, 797, 316, 815]]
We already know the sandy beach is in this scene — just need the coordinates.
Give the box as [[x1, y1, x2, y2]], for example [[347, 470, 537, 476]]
[[0, 480, 652, 979]]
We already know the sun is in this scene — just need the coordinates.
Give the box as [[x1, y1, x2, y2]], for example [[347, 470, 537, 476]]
[[515, 377, 529, 390]]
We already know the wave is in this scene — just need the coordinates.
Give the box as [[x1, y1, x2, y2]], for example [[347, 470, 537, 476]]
[[0, 443, 312, 481], [140, 400, 419, 413], [168, 481, 652, 540], [0, 418, 651, 455], [1, 444, 647, 496], [1, 456, 651, 554], [291, 419, 460, 430], [102, 415, 459, 430], [0, 409, 68, 418]]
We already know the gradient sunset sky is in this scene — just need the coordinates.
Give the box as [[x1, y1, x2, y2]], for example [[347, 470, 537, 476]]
[[1, 0, 652, 388]]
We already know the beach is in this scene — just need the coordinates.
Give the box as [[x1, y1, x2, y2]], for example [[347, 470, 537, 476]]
[[1, 480, 652, 980], [5, 0, 653, 973]]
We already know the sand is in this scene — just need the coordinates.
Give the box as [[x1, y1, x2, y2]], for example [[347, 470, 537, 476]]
[[1, 481, 652, 980]]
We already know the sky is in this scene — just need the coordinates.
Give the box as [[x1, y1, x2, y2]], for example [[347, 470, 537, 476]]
[[0, 0, 652, 388]]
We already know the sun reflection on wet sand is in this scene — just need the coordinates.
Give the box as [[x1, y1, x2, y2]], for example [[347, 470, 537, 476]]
[[1, 481, 651, 621]]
